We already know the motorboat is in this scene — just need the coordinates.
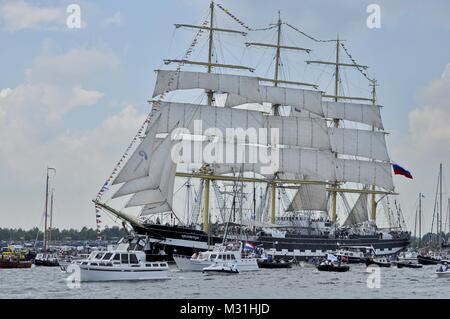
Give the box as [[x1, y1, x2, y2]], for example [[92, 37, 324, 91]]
[[257, 259, 293, 269], [0, 258, 32, 269], [435, 264, 450, 278], [334, 246, 375, 264], [67, 249, 169, 282], [418, 254, 442, 265], [34, 253, 60, 267], [173, 242, 259, 272], [202, 261, 239, 275], [365, 257, 392, 268], [317, 261, 350, 272], [396, 261, 423, 269]]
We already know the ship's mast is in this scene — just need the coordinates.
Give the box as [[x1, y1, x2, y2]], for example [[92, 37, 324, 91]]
[[439, 163, 443, 247], [419, 192, 423, 247], [246, 12, 314, 224], [166, 1, 252, 235], [49, 188, 54, 245], [370, 80, 379, 222], [306, 38, 371, 224], [43, 167, 55, 253]]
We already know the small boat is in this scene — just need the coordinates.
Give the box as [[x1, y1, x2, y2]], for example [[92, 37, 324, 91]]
[[174, 242, 259, 272], [0, 259, 32, 269], [34, 253, 60, 267], [435, 264, 450, 278], [417, 255, 441, 265], [67, 249, 169, 282], [396, 261, 423, 269], [365, 257, 391, 268], [202, 262, 239, 275], [334, 246, 375, 264], [317, 262, 350, 272], [257, 259, 292, 269]]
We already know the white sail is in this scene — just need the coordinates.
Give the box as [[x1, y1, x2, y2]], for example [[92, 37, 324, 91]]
[[112, 133, 173, 198], [224, 85, 324, 116], [152, 70, 260, 101], [286, 184, 328, 212], [329, 127, 389, 161], [322, 101, 383, 130], [336, 159, 394, 191], [343, 192, 369, 226], [155, 101, 331, 149], [125, 157, 177, 208], [113, 115, 161, 185]]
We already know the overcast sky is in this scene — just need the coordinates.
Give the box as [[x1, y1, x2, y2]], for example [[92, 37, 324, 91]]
[[1, 0, 450, 234]]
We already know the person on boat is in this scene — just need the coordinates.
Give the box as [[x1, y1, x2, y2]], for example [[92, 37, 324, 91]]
[[443, 262, 448, 272]]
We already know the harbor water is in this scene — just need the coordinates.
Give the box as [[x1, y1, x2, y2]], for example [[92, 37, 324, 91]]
[[1, 264, 449, 299]]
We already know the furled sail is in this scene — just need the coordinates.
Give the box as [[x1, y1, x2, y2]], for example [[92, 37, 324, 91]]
[[322, 101, 383, 130], [286, 184, 328, 212], [155, 101, 331, 149], [329, 127, 389, 161], [343, 192, 369, 226], [224, 85, 324, 116], [152, 70, 261, 101]]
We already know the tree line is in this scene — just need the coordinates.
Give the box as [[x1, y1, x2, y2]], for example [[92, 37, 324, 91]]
[[0, 226, 128, 242]]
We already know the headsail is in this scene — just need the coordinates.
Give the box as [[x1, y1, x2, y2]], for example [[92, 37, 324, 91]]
[[286, 184, 328, 212], [343, 192, 369, 226]]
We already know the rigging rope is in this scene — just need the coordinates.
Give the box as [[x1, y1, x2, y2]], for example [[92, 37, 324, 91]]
[[340, 42, 373, 82], [215, 3, 276, 31], [283, 22, 335, 43]]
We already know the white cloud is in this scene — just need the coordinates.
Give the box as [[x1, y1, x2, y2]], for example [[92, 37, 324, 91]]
[[409, 63, 450, 156], [0, 0, 65, 31], [0, 46, 146, 229], [390, 62, 450, 234]]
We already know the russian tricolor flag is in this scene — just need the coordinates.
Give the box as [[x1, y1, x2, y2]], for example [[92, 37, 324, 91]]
[[392, 164, 413, 179], [244, 242, 256, 250]]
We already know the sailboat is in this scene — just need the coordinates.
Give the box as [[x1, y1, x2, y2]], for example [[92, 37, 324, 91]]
[[34, 168, 60, 267], [94, 1, 410, 262], [418, 164, 450, 265]]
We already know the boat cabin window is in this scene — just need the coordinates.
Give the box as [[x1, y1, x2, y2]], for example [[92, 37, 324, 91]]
[[129, 254, 138, 264], [112, 254, 120, 261], [230, 255, 236, 260], [210, 254, 217, 260], [121, 254, 129, 264], [95, 253, 104, 259], [102, 253, 113, 260]]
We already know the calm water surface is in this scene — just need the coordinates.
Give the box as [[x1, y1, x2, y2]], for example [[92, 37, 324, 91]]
[[1, 264, 449, 299]]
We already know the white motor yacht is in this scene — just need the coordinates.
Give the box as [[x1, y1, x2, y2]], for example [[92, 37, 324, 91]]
[[68, 250, 169, 282], [173, 242, 259, 272]]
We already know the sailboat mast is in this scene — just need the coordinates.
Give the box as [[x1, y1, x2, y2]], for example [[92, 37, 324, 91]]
[[49, 189, 54, 245], [43, 169, 50, 253], [331, 37, 340, 224], [419, 192, 422, 247], [439, 163, 443, 246]]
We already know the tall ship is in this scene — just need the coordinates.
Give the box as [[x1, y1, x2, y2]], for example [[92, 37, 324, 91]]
[[94, 1, 410, 261]]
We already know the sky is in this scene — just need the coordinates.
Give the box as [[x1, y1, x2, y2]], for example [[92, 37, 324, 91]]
[[1, 0, 450, 234]]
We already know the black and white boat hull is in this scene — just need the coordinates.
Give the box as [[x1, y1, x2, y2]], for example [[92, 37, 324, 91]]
[[133, 224, 410, 262]]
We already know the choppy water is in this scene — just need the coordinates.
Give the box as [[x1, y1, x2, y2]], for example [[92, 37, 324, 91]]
[[1, 264, 449, 299]]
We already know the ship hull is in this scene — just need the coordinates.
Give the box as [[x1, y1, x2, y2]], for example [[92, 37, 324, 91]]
[[134, 224, 410, 261]]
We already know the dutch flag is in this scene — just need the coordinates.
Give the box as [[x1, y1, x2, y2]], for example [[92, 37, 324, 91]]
[[244, 242, 256, 250]]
